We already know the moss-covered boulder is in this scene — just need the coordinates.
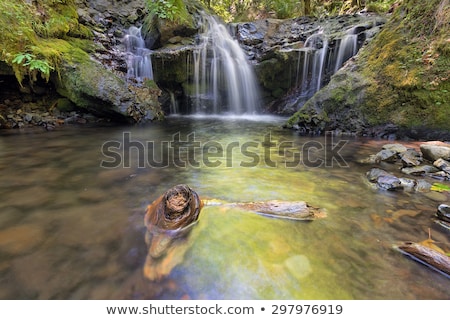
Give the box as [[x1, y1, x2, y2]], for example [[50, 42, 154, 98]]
[[55, 57, 162, 123], [285, 62, 370, 135]]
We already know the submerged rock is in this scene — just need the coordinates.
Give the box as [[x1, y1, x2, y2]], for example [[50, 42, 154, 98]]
[[376, 175, 403, 191], [366, 168, 391, 183], [400, 149, 423, 167]]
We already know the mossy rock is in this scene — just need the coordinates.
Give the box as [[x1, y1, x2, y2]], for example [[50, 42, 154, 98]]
[[286, 0, 450, 137], [55, 58, 161, 123]]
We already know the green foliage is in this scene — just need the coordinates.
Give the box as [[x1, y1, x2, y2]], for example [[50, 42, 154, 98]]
[[431, 183, 450, 192], [358, 0, 450, 130], [147, 0, 191, 23], [0, 0, 92, 85], [199, 0, 397, 21], [12, 52, 54, 84]]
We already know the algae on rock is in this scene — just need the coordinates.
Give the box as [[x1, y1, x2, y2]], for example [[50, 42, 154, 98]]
[[286, 0, 450, 137]]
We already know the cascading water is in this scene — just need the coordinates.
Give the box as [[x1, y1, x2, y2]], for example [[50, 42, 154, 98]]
[[291, 26, 364, 106], [304, 32, 329, 94], [189, 13, 260, 115], [124, 26, 154, 81], [333, 28, 358, 73]]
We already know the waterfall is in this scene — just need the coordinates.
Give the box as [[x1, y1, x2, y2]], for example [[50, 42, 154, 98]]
[[189, 13, 260, 115], [290, 26, 363, 107], [334, 28, 358, 73], [304, 32, 329, 93], [169, 91, 180, 115], [124, 26, 154, 81]]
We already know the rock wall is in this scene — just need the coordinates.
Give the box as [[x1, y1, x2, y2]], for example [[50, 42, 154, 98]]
[[0, 0, 163, 129], [150, 12, 385, 115], [285, 0, 450, 140]]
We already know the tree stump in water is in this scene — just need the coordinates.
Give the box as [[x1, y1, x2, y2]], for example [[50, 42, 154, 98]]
[[143, 184, 326, 281], [143, 184, 202, 281]]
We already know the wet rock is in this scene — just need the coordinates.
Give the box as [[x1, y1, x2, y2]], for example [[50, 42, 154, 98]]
[[401, 165, 439, 176], [382, 143, 407, 154], [237, 22, 265, 45], [400, 148, 423, 167], [375, 149, 397, 163], [420, 142, 450, 161], [376, 175, 403, 191], [366, 168, 390, 182], [414, 179, 432, 192], [357, 154, 380, 164], [399, 177, 416, 191], [433, 158, 450, 174], [428, 171, 450, 181], [436, 204, 450, 223]]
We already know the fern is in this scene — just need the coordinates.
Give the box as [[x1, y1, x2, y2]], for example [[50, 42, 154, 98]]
[[12, 52, 54, 84]]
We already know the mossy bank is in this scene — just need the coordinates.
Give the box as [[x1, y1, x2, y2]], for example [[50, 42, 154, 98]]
[[0, 0, 162, 129], [286, 0, 449, 139]]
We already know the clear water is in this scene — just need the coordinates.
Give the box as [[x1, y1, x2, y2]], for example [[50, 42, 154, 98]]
[[0, 116, 449, 299]]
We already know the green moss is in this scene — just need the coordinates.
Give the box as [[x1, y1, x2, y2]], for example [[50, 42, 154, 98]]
[[0, 0, 93, 85], [357, 0, 450, 131]]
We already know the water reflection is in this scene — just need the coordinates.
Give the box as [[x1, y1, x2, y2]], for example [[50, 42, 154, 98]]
[[0, 117, 449, 299]]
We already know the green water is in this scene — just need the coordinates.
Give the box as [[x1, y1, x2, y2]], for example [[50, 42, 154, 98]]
[[0, 116, 449, 299]]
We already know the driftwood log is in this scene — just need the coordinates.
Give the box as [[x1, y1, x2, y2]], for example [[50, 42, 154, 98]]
[[143, 184, 326, 281], [394, 241, 450, 278]]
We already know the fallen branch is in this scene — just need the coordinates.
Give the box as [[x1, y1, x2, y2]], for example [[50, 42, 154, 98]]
[[393, 230, 450, 278]]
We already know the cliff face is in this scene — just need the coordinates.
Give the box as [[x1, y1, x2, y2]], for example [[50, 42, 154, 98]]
[[286, 0, 450, 139], [0, 0, 163, 128]]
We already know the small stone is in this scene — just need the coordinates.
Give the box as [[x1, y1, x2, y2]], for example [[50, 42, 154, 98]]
[[366, 168, 390, 182], [400, 148, 423, 167], [399, 177, 416, 191], [433, 158, 450, 174], [375, 149, 397, 162], [23, 113, 33, 122], [377, 175, 403, 191], [414, 179, 432, 192], [401, 165, 439, 176], [427, 171, 450, 181]]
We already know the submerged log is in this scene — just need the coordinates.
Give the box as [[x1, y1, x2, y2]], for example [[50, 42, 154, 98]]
[[143, 184, 326, 281], [394, 241, 450, 278], [215, 200, 327, 221]]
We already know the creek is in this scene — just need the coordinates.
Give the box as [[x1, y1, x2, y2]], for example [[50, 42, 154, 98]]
[[0, 116, 449, 299]]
